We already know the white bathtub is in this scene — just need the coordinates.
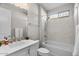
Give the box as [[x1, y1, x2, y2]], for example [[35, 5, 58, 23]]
[[42, 41, 74, 56]]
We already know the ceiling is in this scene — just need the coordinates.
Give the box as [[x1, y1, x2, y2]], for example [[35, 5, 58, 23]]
[[40, 3, 68, 11]]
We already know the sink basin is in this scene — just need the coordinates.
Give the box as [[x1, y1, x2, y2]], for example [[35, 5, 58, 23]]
[[8, 40, 34, 48], [8, 41, 25, 48]]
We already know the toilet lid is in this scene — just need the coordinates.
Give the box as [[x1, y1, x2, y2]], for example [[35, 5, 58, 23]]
[[37, 48, 49, 53]]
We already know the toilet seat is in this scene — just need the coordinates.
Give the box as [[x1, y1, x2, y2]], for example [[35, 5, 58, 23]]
[[37, 48, 50, 56]]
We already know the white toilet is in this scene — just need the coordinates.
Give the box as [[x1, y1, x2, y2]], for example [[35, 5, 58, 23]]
[[37, 48, 50, 56]]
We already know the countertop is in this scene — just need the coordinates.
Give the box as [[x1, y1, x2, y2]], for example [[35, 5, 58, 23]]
[[0, 40, 39, 56]]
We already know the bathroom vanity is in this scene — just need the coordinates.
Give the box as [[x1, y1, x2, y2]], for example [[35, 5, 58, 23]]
[[0, 40, 39, 56]]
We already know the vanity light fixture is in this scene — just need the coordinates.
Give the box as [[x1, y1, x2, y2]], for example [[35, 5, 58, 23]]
[[12, 3, 29, 10]]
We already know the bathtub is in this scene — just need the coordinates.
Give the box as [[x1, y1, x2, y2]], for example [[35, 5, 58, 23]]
[[42, 41, 74, 56]]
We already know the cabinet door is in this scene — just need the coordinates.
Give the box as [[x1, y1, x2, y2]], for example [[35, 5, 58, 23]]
[[29, 43, 39, 56], [7, 47, 29, 56]]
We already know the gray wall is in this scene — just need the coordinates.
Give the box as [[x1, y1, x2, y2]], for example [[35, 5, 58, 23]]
[[27, 3, 47, 41], [27, 3, 39, 40]]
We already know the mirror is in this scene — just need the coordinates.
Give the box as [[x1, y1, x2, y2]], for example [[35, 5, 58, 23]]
[[0, 7, 11, 39]]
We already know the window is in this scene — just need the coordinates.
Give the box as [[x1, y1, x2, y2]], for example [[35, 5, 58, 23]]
[[49, 14, 58, 19], [49, 10, 70, 19], [58, 10, 70, 18]]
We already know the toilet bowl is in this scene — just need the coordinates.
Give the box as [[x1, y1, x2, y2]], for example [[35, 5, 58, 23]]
[[37, 48, 50, 56]]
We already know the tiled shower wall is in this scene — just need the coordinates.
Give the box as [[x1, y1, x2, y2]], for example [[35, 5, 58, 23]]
[[47, 4, 75, 46]]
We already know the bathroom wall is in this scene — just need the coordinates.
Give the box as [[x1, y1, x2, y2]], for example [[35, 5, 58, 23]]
[[27, 3, 39, 40], [27, 3, 47, 41], [40, 7, 47, 42], [47, 3, 75, 55], [0, 3, 28, 38]]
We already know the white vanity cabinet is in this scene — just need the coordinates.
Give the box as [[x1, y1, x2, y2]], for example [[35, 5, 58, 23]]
[[29, 42, 39, 56], [7, 40, 39, 56]]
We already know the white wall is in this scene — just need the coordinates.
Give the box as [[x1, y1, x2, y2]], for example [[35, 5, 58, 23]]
[[27, 3, 39, 40], [46, 4, 75, 55]]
